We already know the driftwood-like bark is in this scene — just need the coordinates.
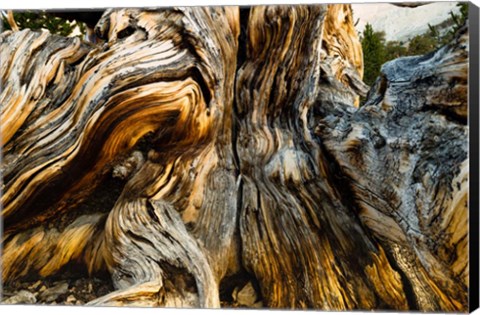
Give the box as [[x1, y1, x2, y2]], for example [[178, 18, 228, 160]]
[[317, 25, 469, 310], [0, 4, 469, 311]]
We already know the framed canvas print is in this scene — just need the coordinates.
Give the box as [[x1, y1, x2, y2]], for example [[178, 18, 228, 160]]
[[0, 0, 479, 313]]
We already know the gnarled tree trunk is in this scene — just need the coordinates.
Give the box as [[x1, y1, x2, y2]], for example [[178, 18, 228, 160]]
[[0, 4, 469, 311]]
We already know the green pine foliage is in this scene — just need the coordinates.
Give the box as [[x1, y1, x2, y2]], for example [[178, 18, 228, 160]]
[[384, 41, 407, 60], [1, 11, 84, 37], [361, 24, 386, 87], [407, 33, 438, 55]]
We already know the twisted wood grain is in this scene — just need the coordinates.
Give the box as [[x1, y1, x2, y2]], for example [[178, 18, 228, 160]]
[[0, 5, 469, 311]]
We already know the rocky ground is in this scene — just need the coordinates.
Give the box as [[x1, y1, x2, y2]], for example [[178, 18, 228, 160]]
[[1, 277, 113, 306], [2, 277, 263, 308]]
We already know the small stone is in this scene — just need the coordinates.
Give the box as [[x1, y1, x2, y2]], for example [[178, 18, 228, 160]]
[[235, 282, 258, 307], [39, 285, 47, 292], [87, 283, 93, 293], [75, 300, 84, 305], [39, 282, 69, 303], [66, 295, 76, 303], [3, 290, 37, 304], [28, 280, 43, 290]]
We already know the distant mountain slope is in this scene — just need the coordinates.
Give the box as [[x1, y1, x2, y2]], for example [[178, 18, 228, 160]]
[[352, 2, 461, 42]]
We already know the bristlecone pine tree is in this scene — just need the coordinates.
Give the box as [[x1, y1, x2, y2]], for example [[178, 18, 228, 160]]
[[0, 5, 469, 311]]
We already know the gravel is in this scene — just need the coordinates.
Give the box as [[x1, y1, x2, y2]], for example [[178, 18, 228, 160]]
[[1, 277, 114, 305], [2, 276, 263, 308]]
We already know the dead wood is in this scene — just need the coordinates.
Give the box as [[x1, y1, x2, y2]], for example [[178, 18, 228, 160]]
[[0, 5, 469, 311]]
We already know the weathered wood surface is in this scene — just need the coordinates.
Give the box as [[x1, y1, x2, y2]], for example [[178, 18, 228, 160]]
[[0, 5, 469, 311], [317, 25, 469, 310]]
